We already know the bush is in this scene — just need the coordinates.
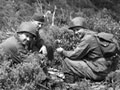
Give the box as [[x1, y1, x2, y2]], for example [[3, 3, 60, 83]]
[[1, 0, 120, 89], [0, 56, 47, 90], [85, 8, 120, 41]]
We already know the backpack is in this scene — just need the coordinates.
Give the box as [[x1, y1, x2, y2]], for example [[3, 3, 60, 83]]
[[95, 32, 120, 58]]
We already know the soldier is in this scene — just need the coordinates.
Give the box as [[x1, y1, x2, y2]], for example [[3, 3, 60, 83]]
[[31, 13, 48, 57], [31, 13, 54, 61], [56, 17, 117, 82], [69, 17, 97, 35], [0, 21, 38, 64], [32, 13, 45, 30]]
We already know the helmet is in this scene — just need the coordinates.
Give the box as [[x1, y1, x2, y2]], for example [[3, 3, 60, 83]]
[[32, 13, 45, 22], [17, 21, 38, 37], [69, 17, 86, 29]]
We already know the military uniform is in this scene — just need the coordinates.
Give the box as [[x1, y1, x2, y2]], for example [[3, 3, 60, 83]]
[[0, 34, 29, 63], [31, 14, 54, 60], [57, 17, 116, 81], [62, 34, 113, 80], [0, 21, 38, 64]]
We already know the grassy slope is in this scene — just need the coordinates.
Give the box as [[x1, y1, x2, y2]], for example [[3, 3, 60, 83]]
[[0, 0, 120, 90]]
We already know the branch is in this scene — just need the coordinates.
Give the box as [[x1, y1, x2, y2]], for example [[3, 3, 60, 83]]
[[36, 0, 43, 14], [51, 5, 57, 26]]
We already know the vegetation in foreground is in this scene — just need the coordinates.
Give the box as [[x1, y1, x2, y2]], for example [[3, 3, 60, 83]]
[[0, 0, 120, 90]]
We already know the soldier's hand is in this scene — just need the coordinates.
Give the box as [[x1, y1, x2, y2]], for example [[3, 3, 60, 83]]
[[56, 47, 64, 53], [39, 45, 47, 56]]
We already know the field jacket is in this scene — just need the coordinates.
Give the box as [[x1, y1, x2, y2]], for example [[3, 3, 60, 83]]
[[62, 34, 113, 75], [0, 34, 29, 63]]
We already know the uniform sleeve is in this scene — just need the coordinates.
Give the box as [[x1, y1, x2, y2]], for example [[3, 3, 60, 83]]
[[62, 39, 90, 60]]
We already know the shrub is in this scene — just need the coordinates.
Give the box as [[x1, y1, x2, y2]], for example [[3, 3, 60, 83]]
[[85, 8, 120, 41], [0, 55, 48, 90]]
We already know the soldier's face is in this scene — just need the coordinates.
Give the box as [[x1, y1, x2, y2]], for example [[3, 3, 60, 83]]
[[19, 33, 34, 45], [75, 29, 85, 39], [32, 21, 43, 30]]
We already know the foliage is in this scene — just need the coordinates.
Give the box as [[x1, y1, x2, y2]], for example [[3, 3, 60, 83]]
[[0, 58, 48, 90], [1, 0, 120, 90], [85, 8, 120, 42]]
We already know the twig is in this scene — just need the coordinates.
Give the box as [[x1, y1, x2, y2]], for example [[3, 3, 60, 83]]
[[36, 0, 43, 14], [70, 11, 73, 21], [36, 83, 49, 90], [51, 5, 57, 26]]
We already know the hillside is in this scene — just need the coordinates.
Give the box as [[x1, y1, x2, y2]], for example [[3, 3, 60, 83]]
[[0, 0, 120, 90]]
